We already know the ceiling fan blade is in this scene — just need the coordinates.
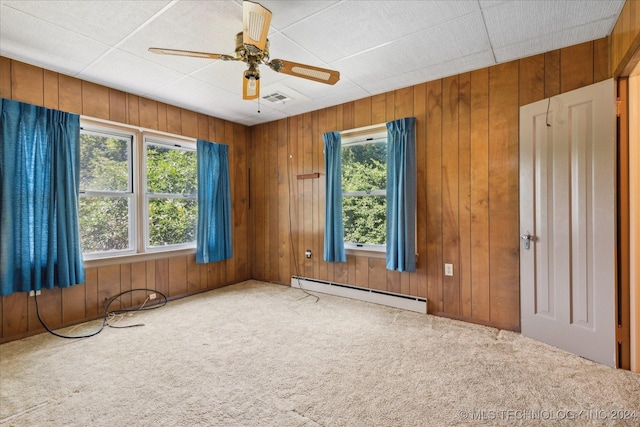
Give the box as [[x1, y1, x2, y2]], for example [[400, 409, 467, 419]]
[[243, 1, 272, 54], [268, 59, 340, 85], [149, 47, 235, 61], [243, 75, 260, 100]]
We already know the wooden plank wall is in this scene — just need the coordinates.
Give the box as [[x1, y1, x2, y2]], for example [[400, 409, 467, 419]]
[[248, 39, 610, 331], [612, 0, 640, 76], [0, 57, 250, 343]]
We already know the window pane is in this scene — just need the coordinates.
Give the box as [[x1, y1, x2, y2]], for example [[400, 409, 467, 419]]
[[147, 198, 197, 247], [79, 196, 131, 253], [80, 132, 131, 192], [146, 144, 197, 194], [342, 139, 386, 246], [343, 195, 386, 245], [342, 141, 386, 193]]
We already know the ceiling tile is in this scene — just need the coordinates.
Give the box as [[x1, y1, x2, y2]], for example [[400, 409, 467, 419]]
[[301, 81, 370, 111], [493, 19, 616, 63], [2, 0, 171, 46], [0, 6, 111, 75], [418, 49, 496, 80], [80, 49, 184, 97], [262, 32, 329, 68], [118, 0, 243, 75], [360, 49, 495, 94], [412, 12, 490, 64], [478, 1, 508, 9], [331, 13, 488, 86], [282, 0, 478, 63], [236, 109, 288, 127], [483, 0, 625, 49], [332, 39, 437, 84], [257, 0, 340, 31]]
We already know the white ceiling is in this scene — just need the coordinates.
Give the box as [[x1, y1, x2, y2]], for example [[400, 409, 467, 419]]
[[0, 0, 625, 126]]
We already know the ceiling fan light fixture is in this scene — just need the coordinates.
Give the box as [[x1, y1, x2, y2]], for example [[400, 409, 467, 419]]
[[244, 63, 260, 80], [243, 72, 260, 100], [246, 78, 257, 96]]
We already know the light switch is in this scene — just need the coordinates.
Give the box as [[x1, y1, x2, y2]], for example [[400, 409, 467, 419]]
[[444, 263, 453, 276]]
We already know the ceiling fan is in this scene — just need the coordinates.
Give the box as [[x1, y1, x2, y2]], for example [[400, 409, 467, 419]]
[[149, 0, 340, 100]]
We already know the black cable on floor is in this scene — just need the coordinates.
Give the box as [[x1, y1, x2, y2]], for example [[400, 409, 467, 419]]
[[34, 288, 167, 339]]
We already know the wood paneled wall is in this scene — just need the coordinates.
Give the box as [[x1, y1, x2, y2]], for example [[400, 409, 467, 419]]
[[612, 0, 640, 76], [0, 57, 250, 343], [249, 39, 610, 331], [0, 35, 620, 341]]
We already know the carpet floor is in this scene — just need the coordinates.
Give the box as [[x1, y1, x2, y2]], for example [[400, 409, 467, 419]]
[[1, 280, 638, 426]]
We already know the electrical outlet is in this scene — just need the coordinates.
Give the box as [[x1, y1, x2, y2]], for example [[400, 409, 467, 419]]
[[28, 290, 41, 297], [444, 263, 453, 276], [149, 293, 157, 300], [305, 250, 312, 259]]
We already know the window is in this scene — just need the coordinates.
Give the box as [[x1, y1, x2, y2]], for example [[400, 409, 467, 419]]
[[79, 120, 197, 259], [341, 128, 387, 251], [144, 138, 197, 250], [79, 129, 135, 257]]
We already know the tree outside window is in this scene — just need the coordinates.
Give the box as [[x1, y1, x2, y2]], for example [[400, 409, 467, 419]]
[[78, 124, 197, 259], [145, 141, 197, 249], [341, 139, 386, 248], [79, 130, 133, 255]]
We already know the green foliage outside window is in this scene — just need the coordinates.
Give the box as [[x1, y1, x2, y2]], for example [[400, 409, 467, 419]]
[[78, 131, 198, 255], [79, 133, 131, 253], [146, 144, 197, 194], [342, 141, 386, 246], [146, 144, 197, 248], [79, 196, 130, 252], [80, 133, 129, 192]]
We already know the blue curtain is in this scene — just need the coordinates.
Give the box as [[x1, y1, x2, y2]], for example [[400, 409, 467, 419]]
[[323, 131, 346, 262], [386, 117, 416, 272], [0, 98, 85, 296], [196, 139, 232, 263]]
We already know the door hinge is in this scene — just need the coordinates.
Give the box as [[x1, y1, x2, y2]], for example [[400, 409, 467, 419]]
[[616, 98, 621, 117]]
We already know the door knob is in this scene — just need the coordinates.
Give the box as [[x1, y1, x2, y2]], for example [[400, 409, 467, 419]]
[[520, 231, 532, 250]]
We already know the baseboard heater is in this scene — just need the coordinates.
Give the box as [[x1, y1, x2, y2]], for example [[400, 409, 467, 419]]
[[291, 276, 427, 314]]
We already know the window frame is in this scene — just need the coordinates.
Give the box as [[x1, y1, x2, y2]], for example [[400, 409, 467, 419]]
[[79, 117, 197, 263], [142, 136, 198, 252], [340, 125, 388, 256], [79, 125, 138, 260]]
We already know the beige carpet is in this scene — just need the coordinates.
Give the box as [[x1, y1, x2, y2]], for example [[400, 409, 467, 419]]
[[1, 280, 638, 426]]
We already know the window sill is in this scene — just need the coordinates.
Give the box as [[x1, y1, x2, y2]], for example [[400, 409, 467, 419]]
[[344, 247, 420, 263], [83, 248, 196, 268], [345, 246, 386, 259]]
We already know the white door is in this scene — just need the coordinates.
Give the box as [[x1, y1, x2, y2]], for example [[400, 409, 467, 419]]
[[519, 78, 616, 367]]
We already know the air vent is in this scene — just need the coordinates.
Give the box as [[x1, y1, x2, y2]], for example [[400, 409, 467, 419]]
[[262, 91, 294, 104]]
